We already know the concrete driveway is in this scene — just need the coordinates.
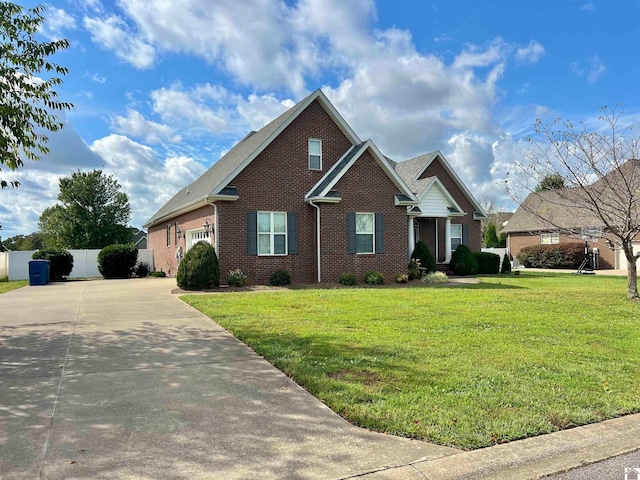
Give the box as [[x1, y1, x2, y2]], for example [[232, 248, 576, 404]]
[[0, 279, 456, 479]]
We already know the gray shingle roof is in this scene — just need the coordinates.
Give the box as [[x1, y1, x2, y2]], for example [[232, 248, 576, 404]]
[[144, 91, 316, 227], [394, 151, 439, 191]]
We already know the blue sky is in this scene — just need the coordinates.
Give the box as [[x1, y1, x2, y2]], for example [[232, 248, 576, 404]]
[[3, 0, 640, 239]]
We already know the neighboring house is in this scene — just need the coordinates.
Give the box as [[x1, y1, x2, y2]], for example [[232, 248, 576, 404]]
[[504, 162, 640, 270], [144, 89, 486, 283], [132, 228, 147, 249]]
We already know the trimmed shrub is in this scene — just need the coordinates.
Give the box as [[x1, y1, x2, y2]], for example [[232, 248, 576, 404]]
[[364, 270, 384, 285], [32, 248, 73, 280], [98, 244, 138, 279], [422, 271, 449, 284], [395, 273, 408, 283], [474, 252, 500, 274], [339, 273, 357, 285], [516, 242, 584, 269], [177, 241, 220, 290], [269, 269, 291, 286], [407, 258, 422, 280], [450, 244, 478, 276], [410, 240, 436, 274], [134, 261, 151, 278], [228, 269, 248, 287], [501, 253, 512, 274], [149, 271, 167, 278]]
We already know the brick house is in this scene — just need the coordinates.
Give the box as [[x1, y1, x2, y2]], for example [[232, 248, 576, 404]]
[[503, 162, 640, 270], [144, 89, 487, 283]]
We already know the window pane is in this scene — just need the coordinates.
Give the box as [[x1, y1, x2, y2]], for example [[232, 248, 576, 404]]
[[274, 234, 286, 254], [356, 213, 373, 233], [258, 213, 271, 233], [450, 224, 462, 238], [273, 213, 286, 233], [451, 238, 462, 251], [309, 154, 321, 169], [357, 234, 373, 253], [258, 234, 271, 255], [309, 139, 321, 155]]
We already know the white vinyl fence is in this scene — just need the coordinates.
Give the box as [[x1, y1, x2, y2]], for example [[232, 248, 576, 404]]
[[4, 249, 154, 281]]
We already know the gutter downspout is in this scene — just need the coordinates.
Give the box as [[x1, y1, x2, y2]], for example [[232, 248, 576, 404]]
[[309, 201, 321, 283], [206, 200, 219, 254]]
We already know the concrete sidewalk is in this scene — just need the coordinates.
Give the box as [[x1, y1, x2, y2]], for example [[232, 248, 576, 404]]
[[0, 279, 455, 479]]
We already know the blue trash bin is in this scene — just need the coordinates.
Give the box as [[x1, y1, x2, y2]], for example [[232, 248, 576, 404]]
[[29, 260, 51, 286]]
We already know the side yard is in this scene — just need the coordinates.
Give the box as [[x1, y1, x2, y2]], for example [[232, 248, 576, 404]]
[[182, 273, 640, 450]]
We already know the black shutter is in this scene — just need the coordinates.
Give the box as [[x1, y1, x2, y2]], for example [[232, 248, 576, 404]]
[[247, 211, 257, 255], [375, 213, 385, 253], [347, 213, 356, 254], [287, 213, 298, 254], [462, 224, 468, 246]]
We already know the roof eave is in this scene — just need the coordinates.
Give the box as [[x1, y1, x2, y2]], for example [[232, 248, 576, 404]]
[[143, 198, 210, 228], [305, 196, 342, 204]]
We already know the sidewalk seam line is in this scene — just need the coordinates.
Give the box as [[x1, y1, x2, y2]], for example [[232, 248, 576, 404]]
[[38, 286, 82, 479]]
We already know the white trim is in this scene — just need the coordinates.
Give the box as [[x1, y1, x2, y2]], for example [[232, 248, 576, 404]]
[[414, 150, 488, 218], [212, 89, 361, 197], [305, 140, 419, 203], [309, 201, 321, 282], [417, 177, 466, 218], [445, 218, 452, 263], [144, 198, 209, 228], [257, 211, 288, 256], [355, 212, 375, 254], [308, 138, 322, 170]]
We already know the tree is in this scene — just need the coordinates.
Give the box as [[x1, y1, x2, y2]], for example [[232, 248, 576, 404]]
[[534, 173, 566, 192], [508, 106, 640, 300], [1, 2, 73, 188], [2, 232, 46, 250], [38, 170, 133, 249], [484, 223, 500, 248]]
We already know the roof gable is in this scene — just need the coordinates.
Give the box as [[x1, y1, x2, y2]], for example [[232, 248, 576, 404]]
[[144, 89, 361, 227], [305, 140, 418, 203], [394, 150, 487, 219]]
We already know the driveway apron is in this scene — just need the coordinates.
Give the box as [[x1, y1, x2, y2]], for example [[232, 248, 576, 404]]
[[0, 279, 457, 479]]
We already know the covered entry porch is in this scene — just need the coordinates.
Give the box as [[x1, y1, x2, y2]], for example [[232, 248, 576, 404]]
[[408, 215, 465, 265]]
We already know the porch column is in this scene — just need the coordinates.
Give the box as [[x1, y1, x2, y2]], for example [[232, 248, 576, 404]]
[[408, 217, 416, 260], [445, 217, 452, 263]]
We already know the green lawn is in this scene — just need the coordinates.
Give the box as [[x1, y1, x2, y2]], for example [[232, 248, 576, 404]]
[[181, 273, 640, 450], [0, 279, 28, 294]]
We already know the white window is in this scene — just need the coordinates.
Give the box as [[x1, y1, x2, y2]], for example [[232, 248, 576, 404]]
[[413, 219, 420, 242], [309, 139, 322, 170], [541, 232, 560, 245], [450, 224, 462, 251], [258, 212, 287, 255], [356, 213, 375, 254]]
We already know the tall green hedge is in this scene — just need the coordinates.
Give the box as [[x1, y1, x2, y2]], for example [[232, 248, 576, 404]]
[[516, 242, 584, 268], [32, 248, 73, 280], [473, 252, 500, 274], [410, 240, 436, 274], [450, 244, 478, 276]]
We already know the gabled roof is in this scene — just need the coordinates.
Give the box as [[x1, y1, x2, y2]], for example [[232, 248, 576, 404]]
[[420, 176, 466, 216], [305, 139, 419, 204], [144, 89, 361, 228], [503, 188, 604, 233], [394, 150, 487, 218]]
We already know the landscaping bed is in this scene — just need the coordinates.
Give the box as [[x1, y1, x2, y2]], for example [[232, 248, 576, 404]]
[[181, 272, 640, 450]]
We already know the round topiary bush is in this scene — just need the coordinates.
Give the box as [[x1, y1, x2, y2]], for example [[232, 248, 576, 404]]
[[98, 244, 138, 279], [411, 240, 436, 275], [450, 244, 478, 276], [269, 269, 291, 286], [176, 241, 220, 290], [338, 273, 357, 285], [32, 248, 74, 280]]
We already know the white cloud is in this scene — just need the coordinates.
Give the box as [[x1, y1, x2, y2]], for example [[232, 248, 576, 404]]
[[111, 109, 181, 144], [587, 55, 607, 83], [515, 40, 545, 65], [581, 3, 596, 12], [83, 14, 155, 69], [85, 71, 106, 83], [90, 135, 206, 227], [40, 6, 76, 39]]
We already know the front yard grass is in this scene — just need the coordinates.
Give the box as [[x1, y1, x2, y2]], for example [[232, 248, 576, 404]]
[[0, 279, 28, 294], [181, 272, 640, 450]]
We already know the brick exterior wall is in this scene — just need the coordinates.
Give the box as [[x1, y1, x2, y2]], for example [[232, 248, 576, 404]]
[[418, 156, 482, 261], [148, 205, 215, 276], [320, 149, 409, 283], [216, 99, 355, 284], [508, 232, 615, 269]]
